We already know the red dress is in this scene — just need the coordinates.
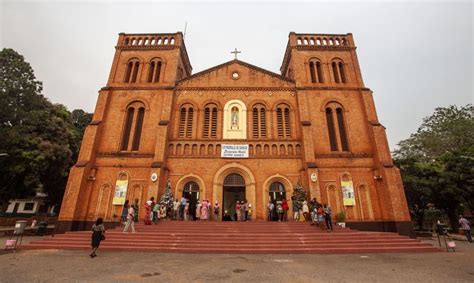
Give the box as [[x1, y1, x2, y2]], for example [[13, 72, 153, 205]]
[[144, 202, 152, 225]]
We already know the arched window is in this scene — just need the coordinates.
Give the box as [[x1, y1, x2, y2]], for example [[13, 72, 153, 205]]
[[178, 104, 194, 138], [269, 182, 286, 202], [124, 58, 140, 83], [203, 103, 218, 138], [325, 102, 349, 152], [252, 104, 267, 138], [120, 102, 146, 151], [276, 104, 291, 138], [224, 174, 245, 187], [147, 58, 162, 83], [331, 59, 348, 84], [309, 59, 324, 83]]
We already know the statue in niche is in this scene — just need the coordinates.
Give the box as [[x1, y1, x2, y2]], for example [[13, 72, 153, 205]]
[[231, 107, 239, 129]]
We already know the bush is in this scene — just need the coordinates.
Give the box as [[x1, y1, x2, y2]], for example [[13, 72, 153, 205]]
[[336, 211, 346, 223]]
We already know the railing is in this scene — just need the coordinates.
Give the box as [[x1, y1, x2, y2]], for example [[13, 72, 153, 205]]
[[168, 141, 302, 158], [120, 33, 178, 47], [294, 34, 351, 47]]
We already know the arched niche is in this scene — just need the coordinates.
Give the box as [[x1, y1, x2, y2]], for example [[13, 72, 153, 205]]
[[222, 99, 247, 139]]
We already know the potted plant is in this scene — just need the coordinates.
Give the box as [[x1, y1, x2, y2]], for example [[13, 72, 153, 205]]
[[336, 211, 346, 228]]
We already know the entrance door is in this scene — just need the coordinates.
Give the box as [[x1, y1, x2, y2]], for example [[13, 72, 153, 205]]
[[183, 181, 200, 220], [269, 182, 286, 221], [222, 174, 246, 220]]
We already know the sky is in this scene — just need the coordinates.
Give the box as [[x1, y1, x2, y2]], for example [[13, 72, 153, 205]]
[[1, 0, 473, 150]]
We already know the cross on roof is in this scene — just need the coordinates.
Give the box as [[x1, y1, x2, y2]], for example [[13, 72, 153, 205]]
[[231, 48, 241, 60]]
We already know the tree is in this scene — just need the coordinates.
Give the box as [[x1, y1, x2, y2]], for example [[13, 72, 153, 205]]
[[291, 181, 307, 207], [0, 48, 91, 211], [394, 158, 440, 229], [394, 105, 474, 231]]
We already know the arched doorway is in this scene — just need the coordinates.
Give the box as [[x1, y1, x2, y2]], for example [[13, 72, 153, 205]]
[[223, 173, 245, 220], [183, 181, 200, 220], [269, 182, 286, 221]]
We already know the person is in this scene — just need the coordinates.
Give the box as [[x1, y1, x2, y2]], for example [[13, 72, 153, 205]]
[[267, 200, 274, 221], [292, 198, 300, 221], [120, 200, 129, 225], [90, 217, 105, 258], [459, 215, 472, 243], [282, 198, 289, 221], [317, 205, 325, 229], [214, 201, 220, 221], [132, 198, 139, 223], [324, 204, 333, 232], [159, 202, 167, 221], [200, 199, 209, 220], [302, 200, 309, 221], [247, 203, 252, 221], [236, 201, 241, 221], [184, 199, 190, 221], [123, 204, 136, 233], [31, 217, 38, 229], [173, 199, 180, 220], [223, 210, 232, 221], [276, 199, 283, 222], [240, 201, 246, 221], [195, 200, 201, 220], [309, 198, 319, 225], [144, 198, 153, 225], [152, 201, 160, 224], [179, 196, 187, 220], [207, 200, 211, 220]]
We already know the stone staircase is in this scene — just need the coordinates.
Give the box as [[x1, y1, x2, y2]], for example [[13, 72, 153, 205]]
[[22, 221, 439, 254]]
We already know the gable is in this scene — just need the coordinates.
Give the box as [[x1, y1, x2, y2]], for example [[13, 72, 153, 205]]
[[177, 60, 295, 88]]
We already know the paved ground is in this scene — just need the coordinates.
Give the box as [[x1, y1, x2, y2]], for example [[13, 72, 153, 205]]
[[0, 237, 473, 282]]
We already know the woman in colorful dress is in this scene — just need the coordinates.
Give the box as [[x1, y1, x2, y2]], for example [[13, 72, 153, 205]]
[[276, 199, 283, 222], [195, 200, 201, 220], [200, 200, 209, 220], [235, 201, 241, 221], [144, 198, 153, 225], [240, 201, 246, 221]]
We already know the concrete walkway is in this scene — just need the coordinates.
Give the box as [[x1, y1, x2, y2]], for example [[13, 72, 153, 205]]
[[0, 237, 473, 282]]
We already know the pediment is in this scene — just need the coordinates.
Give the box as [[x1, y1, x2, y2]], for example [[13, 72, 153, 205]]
[[177, 60, 295, 88]]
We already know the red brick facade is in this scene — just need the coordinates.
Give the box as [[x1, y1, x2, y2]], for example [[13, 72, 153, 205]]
[[57, 32, 413, 236]]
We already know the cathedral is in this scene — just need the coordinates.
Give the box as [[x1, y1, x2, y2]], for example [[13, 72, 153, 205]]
[[57, 32, 413, 236]]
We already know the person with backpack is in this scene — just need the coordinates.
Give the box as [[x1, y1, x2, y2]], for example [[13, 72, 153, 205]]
[[120, 200, 129, 225], [152, 201, 160, 224], [317, 205, 325, 229], [324, 204, 333, 232]]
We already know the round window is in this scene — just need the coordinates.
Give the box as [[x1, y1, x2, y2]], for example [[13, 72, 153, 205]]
[[232, 72, 240, 79]]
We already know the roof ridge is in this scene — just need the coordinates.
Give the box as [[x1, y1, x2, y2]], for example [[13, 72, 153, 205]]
[[177, 59, 294, 84]]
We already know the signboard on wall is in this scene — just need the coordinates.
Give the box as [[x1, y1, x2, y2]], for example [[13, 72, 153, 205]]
[[221, 144, 249, 158], [341, 180, 355, 206], [113, 180, 128, 205]]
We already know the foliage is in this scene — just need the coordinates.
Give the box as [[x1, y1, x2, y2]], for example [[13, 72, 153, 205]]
[[291, 181, 307, 207], [0, 48, 91, 210], [336, 211, 346, 223], [394, 105, 474, 231]]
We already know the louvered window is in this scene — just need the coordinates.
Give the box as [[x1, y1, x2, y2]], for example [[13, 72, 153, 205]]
[[309, 61, 316, 83], [131, 107, 145, 151], [336, 108, 349, 151], [179, 108, 187, 138], [186, 108, 193, 138], [276, 104, 291, 138], [121, 108, 135, 150], [202, 104, 218, 139], [252, 104, 267, 139]]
